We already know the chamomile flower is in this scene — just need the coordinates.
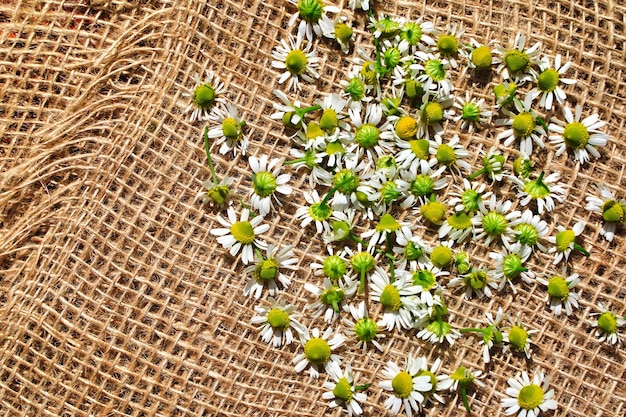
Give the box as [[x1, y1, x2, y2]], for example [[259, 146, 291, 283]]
[[207, 102, 248, 156], [428, 134, 472, 176], [502, 316, 538, 359], [527, 54, 575, 110], [416, 305, 461, 345], [368, 14, 402, 40], [433, 23, 465, 68], [590, 303, 626, 345], [288, 0, 339, 41], [348, 103, 394, 164], [467, 147, 506, 182], [585, 183, 625, 242], [490, 243, 534, 293], [410, 51, 454, 97], [332, 17, 353, 54], [270, 89, 304, 129], [494, 32, 542, 84], [512, 209, 549, 252], [311, 246, 350, 285], [547, 220, 587, 264], [360, 168, 408, 215], [407, 356, 446, 405], [453, 92, 493, 132], [496, 95, 546, 155], [536, 272, 581, 316], [249, 154, 292, 216], [370, 270, 421, 331], [408, 264, 448, 306], [344, 243, 385, 295], [379, 356, 433, 416], [288, 147, 333, 187], [398, 18, 435, 53], [393, 233, 432, 271], [340, 71, 373, 112], [210, 207, 269, 265], [429, 241, 455, 270], [417, 95, 455, 139], [305, 276, 357, 323], [293, 327, 345, 379], [510, 171, 567, 214], [438, 367, 485, 404], [322, 362, 368, 417], [549, 105, 609, 165], [461, 38, 497, 76], [500, 371, 558, 417], [395, 139, 433, 176], [271, 33, 320, 92], [447, 179, 492, 214], [438, 209, 474, 243], [362, 213, 412, 251], [197, 176, 234, 207], [343, 301, 385, 352], [243, 244, 297, 299], [399, 163, 447, 209], [472, 194, 521, 246], [295, 189, 334, 234], [378, 38, 412, 77], [448, 266, 498, 299], [328, 159, 371, 211], [251, 298, 305, 347], [323, 209, 359, 244], [460, 308, 505, 363], [493, 80, 519, 110], [316, 93, 350, 134], [418, 195, 449, 226], [182, 71, 226, 122]]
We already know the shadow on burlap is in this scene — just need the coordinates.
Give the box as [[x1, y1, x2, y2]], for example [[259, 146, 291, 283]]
[[0, 0, 625, 416]]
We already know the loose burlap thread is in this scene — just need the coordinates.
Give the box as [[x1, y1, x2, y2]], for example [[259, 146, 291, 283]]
[[0, 0, 625, 416]]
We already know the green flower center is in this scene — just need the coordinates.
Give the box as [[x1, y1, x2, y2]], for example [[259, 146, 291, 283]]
[[400, 22, 423, 45], [504, 49, 530, 73], [410, 174, 435, 197], [333, 169, 358, 195], [395, 116, 418, 140], [254, 258, 279, 282], [409, 139, 430, 160], [461, 102, 481, 122], [508, 325, 529, 351], [463, 269, 488, 290], [222, 117, 240, 139], [380, 284, 402, 312], [524, 176, 551, 199], [319, 108, 339, 132], [205, 184, 230, 205], [376, 213, 401, 232], [426, 319, 452, 338], [430, 245, 453, 269], [513, 156, 535, 179], [304, 337, 331, 364], [437, 34, 458, 56], [309, 202, 332, 222], [230, 221, 255, 244], [354, 317, 378, 343], [512, 112, 536, 138], [392, 371, 413, 399], [450, 366, 474, 384], [355, 124, 380, 149], [375, 16, 400, 37], [267, 308, 290, 329], [377, 155, 397, 170], [482, 212, 508, 237], [494, 82, 517, 105], [455, 253, 471, 274], [331, 220, 351, 241], [322, 255, 347, 281], [518, 384, 544, 410], [421, 201, 447, 224], [555, 229, 575, 252], [418, 370, 438, 395], [422, 102, 444, 124], [325, 140, 345, 155], [193, 84, 216, 109], [286, 49, 308, 75], [461, 189, 481, 213], [597, 311, 618, 334], [424, 59, 446, 81], [380, 181, 401, 204], [412, 270, 436, 290], [298, 0, 323, 23], [321, 286, 345, 309], [447, 211, 472, 230], [344, 77, 365, 101], [471, 45, 492, 70], [383, 47, 402, 69], [404, 241, 423, 261], [405, 80, 425, 100], [436, 144, 457, 166], [333, 378, 353, 402], [253, 171, 278, 198], [334, 22, 353, 44], [351, 252, 375, 274], [515, 223, 540, 246], [537, 68, 559, 92], [563, 122, 590, 150], [547, 276, 570, 300], [502, 254, 524, 279], [601, 200, 625, 223], [360, 62, 378, 85]]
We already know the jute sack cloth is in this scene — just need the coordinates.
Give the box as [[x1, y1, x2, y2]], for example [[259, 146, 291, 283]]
[[0, 0, 624, 416]]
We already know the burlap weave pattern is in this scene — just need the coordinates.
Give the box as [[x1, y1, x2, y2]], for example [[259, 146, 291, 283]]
[[0, 0, 625, 416]]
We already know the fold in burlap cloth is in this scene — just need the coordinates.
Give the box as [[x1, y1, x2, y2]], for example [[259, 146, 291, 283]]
[[0, 0, 624, 416]]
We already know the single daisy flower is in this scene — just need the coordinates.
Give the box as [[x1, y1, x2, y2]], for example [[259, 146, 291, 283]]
[[460, 308, 505, 363], [490, 243, 534, 294], [393, 232, 432, 271], [340, 71, 373, 112], [467, 147, 506, 182], [502, 316, 538, 359], [182, 71, 226, 122], [494, 32, 542, 84], [512, 209, 549, 252], [433, 23, 465, 68], [270, 89, 304, 129], [368, 14, 402, 40], [197, 176, 234, 207], [399, 163, 448, 209], [207, 102, 248, 156], [429, 241, 455, 270], [536, 272, 581, 316], [378, 38, 412, 77], [454, 251, 472, 275], [347, 103, 394, 164], [500, 371, 558, 417], [408, 264, 448, 306], [271, 33, 320, 92], [360, 167, 408, 215], [293, 327, 345, 378], [332, 17, 353, 54], [243, 244, 298, 299], [447, 178, 492, 214], [493, 80, 519, 110], [438, 366, 485, 414], [585, 183, 625, 242], [408, 356, 446, 405], [512, 151, 536, 180], [251, 297, 306, 347], [323, 209, 359, 244], [328, 158, 372, 211], [418, 194, 449, 227], [461, 38, 498, 76], [471, 194, 521, 246], [453, 92, 493, 132], [548, 105, 609, 165], [438, 209, 474, 243], [510, 171, 567, 214], [305, 276, 358, 323], [288, 147, 333, 187], [322, 362, 369, 417], [417, 95, 455, 139], [370, 269, 421, 331], [295, 189, 334, 234], [379, 356, 433, 416], [210, 207, 269, 264], [410, 51, 454, 97], [416, 310, 461, 345], [344, 242, 385, 295], [448, 266, 498, 299], [398, 17, 435, 53], [310, 246, 350, 285], [428, 134, 472, 176], [547, 220, 589, 264], [496, 95, 546, 155], [342, 300, 385, 353], [527, 54, 575, 110], [590, 303, 626, 345], [249, 154, 292, 216], [395, 138, 433, 177], [288, 0, 339, 41], [316, 93, 350, 135], [361, 212, 413, 251]]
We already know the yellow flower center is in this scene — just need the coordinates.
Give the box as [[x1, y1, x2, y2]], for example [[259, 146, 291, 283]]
[[380, 284, 402, 312], [286, 49, 308, 75], [304, 337, 331, 364], [563, 122, 590, 150], [471, 45, 492, 70], [518, 384, 544, 410], [395, 115, 418, 140], [391, 371, 413, 399], [230, 221, 255, 244], [512, 112, 535, 138], [267, 308, 290, 329], [333, 378, 353, 402]]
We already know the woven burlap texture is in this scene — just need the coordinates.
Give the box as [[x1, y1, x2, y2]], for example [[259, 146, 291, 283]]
[[0, 0, 625, 416]]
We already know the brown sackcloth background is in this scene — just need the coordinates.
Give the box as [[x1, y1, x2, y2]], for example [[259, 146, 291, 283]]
[[0, 0, 625, 416]]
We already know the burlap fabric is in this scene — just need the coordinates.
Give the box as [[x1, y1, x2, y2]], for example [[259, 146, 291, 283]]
[[0, 0, 624, 416]]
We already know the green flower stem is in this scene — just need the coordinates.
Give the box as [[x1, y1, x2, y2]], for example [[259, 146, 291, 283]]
[[359, 269, 366, 296], [283, 157, 307, 165], [535, 115, 549, 132], [386, 233, 395, 283], [295, 104, 321, 119], [460, 383, 471, 414], [573, 243, 590, 257], [321, 175, 357, 206], [355, 383, 371, 392], [460, 328, 484, 334], [467, 167, 486, 180], [204, 126, 219, 186]]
